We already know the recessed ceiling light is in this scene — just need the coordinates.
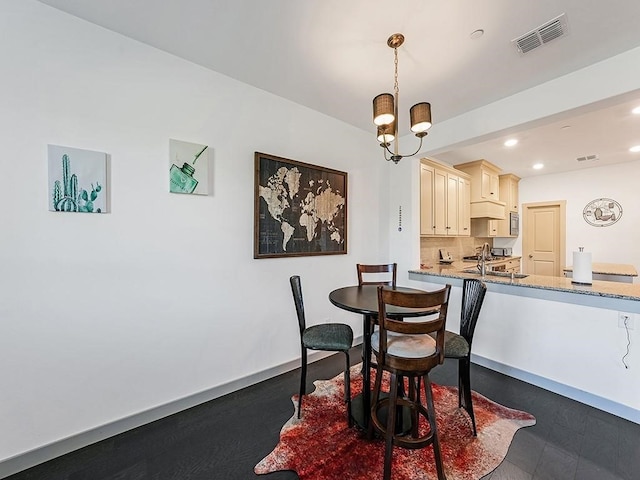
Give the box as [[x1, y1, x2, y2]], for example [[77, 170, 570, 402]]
[[630, 145, 640, 153], [632, 106, 640, 115], [504, 138, 518, 147], [470, 29, 484, 40], [533, 163, 544, 170]]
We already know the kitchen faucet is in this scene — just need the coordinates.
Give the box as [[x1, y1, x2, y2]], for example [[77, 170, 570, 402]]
[[478, 242, 490, 276]]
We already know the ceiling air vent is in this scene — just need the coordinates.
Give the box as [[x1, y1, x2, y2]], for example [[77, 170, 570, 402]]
[[576, 154, 598, 162], [513, 14, 568, 54]]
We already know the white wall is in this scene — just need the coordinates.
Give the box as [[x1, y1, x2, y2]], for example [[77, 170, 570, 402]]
[[0, 1, 390, 470], [518, 161, 640, 278]]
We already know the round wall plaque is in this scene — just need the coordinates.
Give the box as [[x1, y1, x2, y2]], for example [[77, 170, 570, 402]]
[[583, 198, 622, 227]]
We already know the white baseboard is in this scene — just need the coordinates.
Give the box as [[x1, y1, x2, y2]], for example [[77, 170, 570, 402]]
[[472, 354, 640, 424]]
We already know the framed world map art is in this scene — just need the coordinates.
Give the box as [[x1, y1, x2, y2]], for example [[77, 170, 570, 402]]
[[254, 152, 347, 259]]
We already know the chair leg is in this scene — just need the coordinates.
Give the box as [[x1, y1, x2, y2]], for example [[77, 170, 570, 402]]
[[459, 357, 476, 435], [408, 376, 419, 438], [423, 374, 447, 480], [383, 372, 400, 480], [298, 347, 307, 419], [361, 314, 371, 374], [344, 351, 353, 427]]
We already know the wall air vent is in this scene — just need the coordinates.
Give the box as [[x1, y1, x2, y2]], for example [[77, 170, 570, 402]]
[[513, 13, 568, 54], [576, 155, 598, 162]]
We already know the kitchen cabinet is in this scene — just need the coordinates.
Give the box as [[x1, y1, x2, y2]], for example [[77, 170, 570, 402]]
[[420, 163, 435, 235], [471, 218, 498, 237], [496, 174, 520, 237], [453, 159, 506, 219], [454, 159, 501, 202], [499, 174, 520, 212], [458, 176, 471, 236], [420, 159, 471, 237]]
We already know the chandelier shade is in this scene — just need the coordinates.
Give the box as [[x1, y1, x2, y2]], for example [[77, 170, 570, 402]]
[[376, 122, 396, 144], [410, 102, 432, 133], [373, 93, 395, 126]]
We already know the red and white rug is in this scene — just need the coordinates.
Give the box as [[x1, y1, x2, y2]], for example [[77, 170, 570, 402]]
[[255, 364, 535, 480]]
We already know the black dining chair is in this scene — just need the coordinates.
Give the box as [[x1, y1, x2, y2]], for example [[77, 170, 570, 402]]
[[290, 275, 353, 424], [368, 284, 451, 480], [444, 278, 487, 435]]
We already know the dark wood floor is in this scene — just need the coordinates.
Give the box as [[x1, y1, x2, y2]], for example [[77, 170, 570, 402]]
[[5, 346, 639, 480]]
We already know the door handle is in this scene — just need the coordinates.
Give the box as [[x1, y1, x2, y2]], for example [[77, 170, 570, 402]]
[[528, 254, 533, 258]]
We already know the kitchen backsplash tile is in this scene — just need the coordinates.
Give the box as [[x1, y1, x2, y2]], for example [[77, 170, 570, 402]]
[[420, 237, 493, 265]]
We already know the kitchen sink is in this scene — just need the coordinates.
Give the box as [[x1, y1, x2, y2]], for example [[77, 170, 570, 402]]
[[461, 268, 528, 279]]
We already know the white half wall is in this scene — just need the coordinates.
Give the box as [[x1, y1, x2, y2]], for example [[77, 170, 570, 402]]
[[0, 0, 389, 472]]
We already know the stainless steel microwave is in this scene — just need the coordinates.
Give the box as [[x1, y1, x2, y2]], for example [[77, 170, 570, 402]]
[[510, 212, 519, 236]]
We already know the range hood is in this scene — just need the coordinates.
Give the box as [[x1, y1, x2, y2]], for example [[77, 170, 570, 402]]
[[470, 199, 506, 219]]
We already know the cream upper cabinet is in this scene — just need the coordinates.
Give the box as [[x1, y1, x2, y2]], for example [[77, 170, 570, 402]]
[[433, 168, 448, 235], [454, 159, 501, 202], [420, 164, 435, 235], [445, 172, 460, 235], [420, 159, 471, 237], [471, 218, 498, 237], [496, 174, 520, 237], [458, 176, 471, 236], [499, 174, 520, 212]]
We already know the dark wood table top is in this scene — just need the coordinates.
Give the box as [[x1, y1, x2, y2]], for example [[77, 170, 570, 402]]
[[329, 284, 436, 317]]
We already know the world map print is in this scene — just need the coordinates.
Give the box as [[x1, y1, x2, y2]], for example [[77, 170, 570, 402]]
[[254, 153, 347, 258]]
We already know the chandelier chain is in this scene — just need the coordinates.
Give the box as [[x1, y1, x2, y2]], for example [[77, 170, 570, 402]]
[[393, 48, 399, 95]]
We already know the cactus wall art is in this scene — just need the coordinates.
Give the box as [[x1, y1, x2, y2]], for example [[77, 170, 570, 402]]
[[48, 145, 108, 213], [169, 139, 210, 195]]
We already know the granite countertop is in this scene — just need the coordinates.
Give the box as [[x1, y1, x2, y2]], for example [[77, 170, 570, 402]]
[[563, 262, 638, 277], [410, 261, 640, 302]]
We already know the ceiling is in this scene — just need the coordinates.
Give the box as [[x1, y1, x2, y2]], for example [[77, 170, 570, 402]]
[[37, 0, 640, 178]]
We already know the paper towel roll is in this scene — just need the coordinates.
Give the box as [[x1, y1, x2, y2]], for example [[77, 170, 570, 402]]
[[572, 249, 592, 285]]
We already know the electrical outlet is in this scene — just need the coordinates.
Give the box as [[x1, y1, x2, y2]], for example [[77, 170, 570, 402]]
[[618, 312, 635, 330]]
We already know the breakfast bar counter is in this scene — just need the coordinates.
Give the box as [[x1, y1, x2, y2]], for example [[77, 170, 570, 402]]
[[563, 262, 638, 283], [409, 261, 640, 311], [406, 262, 640, 424]]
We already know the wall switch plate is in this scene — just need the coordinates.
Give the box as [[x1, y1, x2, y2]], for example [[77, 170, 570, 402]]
[[618, 312, 635, 330]]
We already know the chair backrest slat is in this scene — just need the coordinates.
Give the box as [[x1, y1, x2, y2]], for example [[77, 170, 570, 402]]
[[460, 278, 487, 348], [290, 275, 306, 334]]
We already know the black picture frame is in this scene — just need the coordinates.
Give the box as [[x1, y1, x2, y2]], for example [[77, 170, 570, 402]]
[[254, 152, 348, 259]]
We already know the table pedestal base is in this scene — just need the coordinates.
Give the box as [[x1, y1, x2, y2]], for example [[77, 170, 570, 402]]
[[351, 391, 412, 433]]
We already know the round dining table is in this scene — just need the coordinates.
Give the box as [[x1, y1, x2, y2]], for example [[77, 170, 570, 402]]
[[329, 284, 437, 429]]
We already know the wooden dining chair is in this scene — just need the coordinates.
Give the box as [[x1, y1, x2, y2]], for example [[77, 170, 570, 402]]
[[368, 284, 451, 480], [443, 278, 487, 435], [290, 275, 353, 425], [356, 263, 397, 287]]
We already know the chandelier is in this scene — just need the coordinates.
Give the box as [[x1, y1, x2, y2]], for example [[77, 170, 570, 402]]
[[373, 33, 432, 164]]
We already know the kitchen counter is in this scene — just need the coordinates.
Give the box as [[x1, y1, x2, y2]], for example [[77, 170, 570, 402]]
[[563, 262, 638, 284], [411, 261, 640, 304]]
